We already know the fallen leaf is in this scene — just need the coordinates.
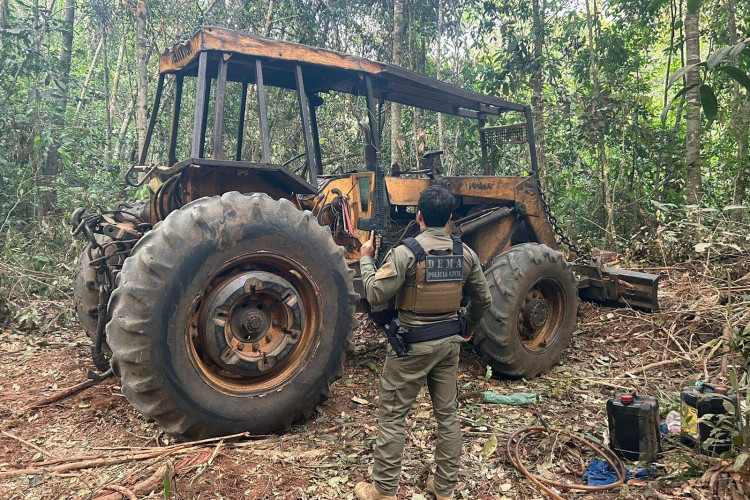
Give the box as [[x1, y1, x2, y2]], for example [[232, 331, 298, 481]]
[[481, 434, 497, 458], [328, 475, 348, 487]]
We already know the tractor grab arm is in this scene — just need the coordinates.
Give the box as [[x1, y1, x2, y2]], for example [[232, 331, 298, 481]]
[[574, 257, 660, 311]]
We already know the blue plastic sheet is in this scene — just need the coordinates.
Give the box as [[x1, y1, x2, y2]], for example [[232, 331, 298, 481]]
[[583, 459, 658, 486]]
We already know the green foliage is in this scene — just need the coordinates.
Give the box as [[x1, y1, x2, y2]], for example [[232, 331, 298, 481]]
[[664, 39, 750, 128]]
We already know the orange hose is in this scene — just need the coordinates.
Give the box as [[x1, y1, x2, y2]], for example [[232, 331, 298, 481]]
[[506, 426, 626, 499]]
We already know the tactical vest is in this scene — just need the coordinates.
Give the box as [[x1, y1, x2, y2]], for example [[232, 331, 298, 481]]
[[395, 235, 469, 314]]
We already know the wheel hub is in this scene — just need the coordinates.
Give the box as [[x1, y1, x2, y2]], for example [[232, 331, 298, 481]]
[[518, 287, 558, 351], [201, 271, 304, 377], [522, 298, 548, 330]]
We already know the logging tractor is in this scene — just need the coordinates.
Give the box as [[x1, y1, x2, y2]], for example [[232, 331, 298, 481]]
[[71, 27, 659, 440]]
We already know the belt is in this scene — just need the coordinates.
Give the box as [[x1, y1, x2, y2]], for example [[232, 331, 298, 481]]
[[404, 316, 465, 344]]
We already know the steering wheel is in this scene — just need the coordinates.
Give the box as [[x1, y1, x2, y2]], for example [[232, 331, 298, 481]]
[[282, 152, 308, 175]]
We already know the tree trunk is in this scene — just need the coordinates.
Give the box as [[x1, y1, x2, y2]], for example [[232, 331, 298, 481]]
[[135, 0, 149, 154], [436, 0, 444, 153], [0, 0, 9, 51], [58, 0, 74, 111], [531, 0, 547, 189], [586, 0, 615, 249], [114, 93, 136, 161], [75, 37, 103, 113], [684, 3, 702, 205], [263, 0, 274, 36], [390, 0, 404, 169], [726, 0, 747, 208], [102, 28, 112, 162], [110, 34, 126, 116], [40, 0, 75, 215], [737, 101, 750, 206]]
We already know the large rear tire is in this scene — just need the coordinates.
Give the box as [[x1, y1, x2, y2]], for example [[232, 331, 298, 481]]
[[473, 243, 578, 379], [107, 192, 358, 439]]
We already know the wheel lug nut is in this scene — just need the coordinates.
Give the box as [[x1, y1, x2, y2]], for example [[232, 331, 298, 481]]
[[272, 319, 279, 326], [265, 333, 272, 342], [237, 342, 244, 351], [252, 342, 260, 351]]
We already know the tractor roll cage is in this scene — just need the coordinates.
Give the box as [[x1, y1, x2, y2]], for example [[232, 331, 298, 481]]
[[135, 26, 538, 189]]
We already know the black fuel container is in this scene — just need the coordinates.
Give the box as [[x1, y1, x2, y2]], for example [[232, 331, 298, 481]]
[[607, 392, 661, 462], [680, 383, 739, 455]]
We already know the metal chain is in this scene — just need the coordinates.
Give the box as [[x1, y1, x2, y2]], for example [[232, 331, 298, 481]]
[[534, 178, 591, 262]]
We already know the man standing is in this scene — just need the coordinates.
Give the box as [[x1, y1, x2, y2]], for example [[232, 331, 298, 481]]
[[354, 185, 491, 500]]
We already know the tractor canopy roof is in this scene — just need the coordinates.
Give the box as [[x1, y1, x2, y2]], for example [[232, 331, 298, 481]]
[[158, 26, 526, 119]]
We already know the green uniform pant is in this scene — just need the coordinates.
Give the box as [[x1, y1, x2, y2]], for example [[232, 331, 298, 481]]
[[372, 336, 462, 497]]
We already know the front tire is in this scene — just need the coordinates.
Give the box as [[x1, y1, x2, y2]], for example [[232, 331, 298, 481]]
[[74, 243, 101, 341], [473, 243, 578, 379], [107, 192, 358, 439]]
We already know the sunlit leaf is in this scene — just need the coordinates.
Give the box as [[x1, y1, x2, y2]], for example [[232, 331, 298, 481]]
[[667, 63, 704, 88], [728, 41, 748, 60], [706, 46, 733, 70]]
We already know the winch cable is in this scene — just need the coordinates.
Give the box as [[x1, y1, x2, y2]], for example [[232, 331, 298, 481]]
[[506, 426, 626, 499]]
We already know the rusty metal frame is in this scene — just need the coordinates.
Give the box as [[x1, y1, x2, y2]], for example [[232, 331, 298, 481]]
[[138, 73, 165, 166], [479, 118, 489, 175], [295, 64, 317, 185], [309, 97, 323, 176], [198, 65, 212, 159], [524, 105, 539, 176], [167, 74, 183, 166], [236, 76, 248, 161], [256, 59, 271, 163], [364, 75, 379, 151], [191, 51, 208, 158], [212, 54, 229, 159]]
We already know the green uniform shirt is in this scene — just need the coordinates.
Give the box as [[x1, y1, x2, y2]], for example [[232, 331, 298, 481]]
[[360, 227, 491, 331]]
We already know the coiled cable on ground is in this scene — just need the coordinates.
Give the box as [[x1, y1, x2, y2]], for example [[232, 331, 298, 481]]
[[506, 426, 626, 499]]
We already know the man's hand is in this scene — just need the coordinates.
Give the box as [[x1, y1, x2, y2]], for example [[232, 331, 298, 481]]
[[360, 232, 376, 258]]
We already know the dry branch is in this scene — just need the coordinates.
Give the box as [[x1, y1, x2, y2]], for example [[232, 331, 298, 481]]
[[0, 431, 252, 477], [95, 464, 168, 500], [22, 378, 97, 412], [542, 375, 633, 391], [98, 484, 137, 500], [1, 430, 57, 459], [623, 341, 715, 378]]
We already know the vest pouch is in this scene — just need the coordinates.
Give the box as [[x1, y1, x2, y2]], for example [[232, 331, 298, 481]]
[[397, 260, 463, 314]]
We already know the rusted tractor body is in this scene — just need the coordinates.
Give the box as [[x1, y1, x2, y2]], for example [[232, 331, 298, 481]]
[[71, 27, 658, 439]]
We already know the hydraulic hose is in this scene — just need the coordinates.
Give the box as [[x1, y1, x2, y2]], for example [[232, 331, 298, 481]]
[[506, 426, 626, 500]]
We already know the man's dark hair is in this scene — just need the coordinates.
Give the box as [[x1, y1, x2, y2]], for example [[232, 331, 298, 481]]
[[417, 185, 455, 227]]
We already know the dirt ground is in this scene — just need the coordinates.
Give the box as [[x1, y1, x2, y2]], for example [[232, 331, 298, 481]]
[[1, 261, 749, 499]]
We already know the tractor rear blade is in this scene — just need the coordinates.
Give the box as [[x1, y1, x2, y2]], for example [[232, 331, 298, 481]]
[[574, 258, 659, 312]]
